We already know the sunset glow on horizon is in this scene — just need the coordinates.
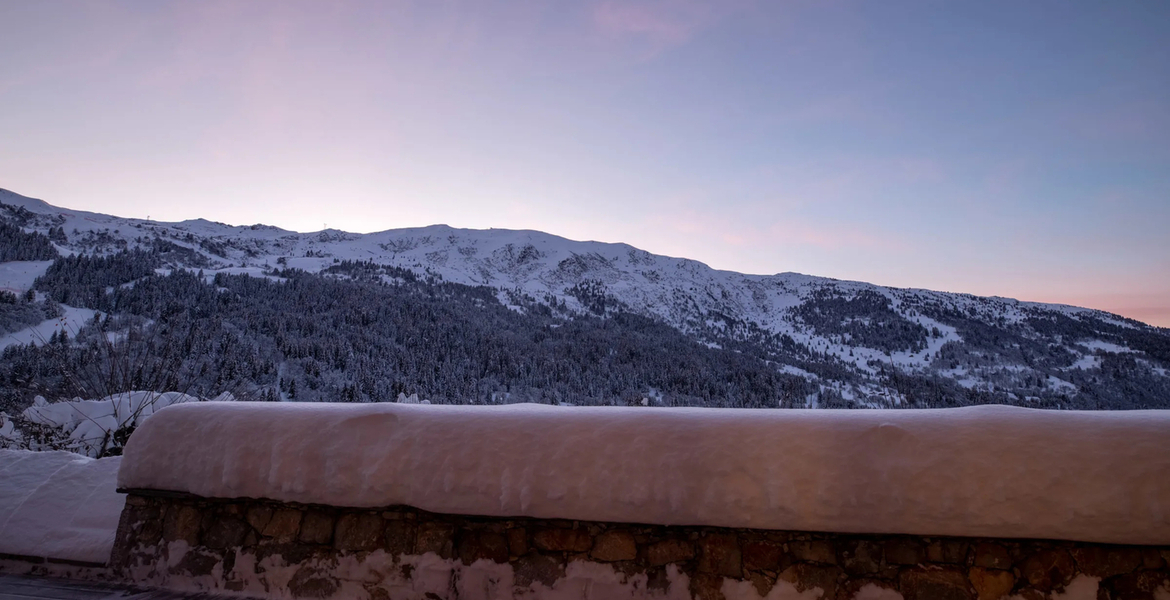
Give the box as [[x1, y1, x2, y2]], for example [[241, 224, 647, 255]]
[[1, 1, 1167, 326]]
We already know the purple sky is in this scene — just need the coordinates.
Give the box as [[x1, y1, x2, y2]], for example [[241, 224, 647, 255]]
[[2, 1, 1168, 326]]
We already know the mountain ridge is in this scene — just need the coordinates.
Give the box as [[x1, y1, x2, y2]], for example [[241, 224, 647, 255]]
[[1, 187, 1166, 410]]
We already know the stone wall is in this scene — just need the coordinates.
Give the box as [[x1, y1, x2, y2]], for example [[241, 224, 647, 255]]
[[111, 492, 1170, 600]]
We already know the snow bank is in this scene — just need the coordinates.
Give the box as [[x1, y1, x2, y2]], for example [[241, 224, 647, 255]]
[[18, 391, 230, 457], [118, 403, 1170, 545], [0, 449, 124, 564]]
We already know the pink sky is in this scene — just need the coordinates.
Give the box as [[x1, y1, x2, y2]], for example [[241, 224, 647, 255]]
[[1, 1, 1167, 326]]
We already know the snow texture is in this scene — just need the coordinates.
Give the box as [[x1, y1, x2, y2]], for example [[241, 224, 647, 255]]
[[0, 449, 124, 564], [18, 391, 218, 457], [0, 304, 96, 351], [119, 402, 1170, 545]]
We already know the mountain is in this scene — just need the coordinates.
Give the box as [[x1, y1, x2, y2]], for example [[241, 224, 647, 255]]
[[1, 187, 1167, 411]]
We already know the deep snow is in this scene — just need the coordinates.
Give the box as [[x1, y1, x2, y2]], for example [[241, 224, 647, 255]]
[[0, 449, 123, 564], [119, 402, 1170, 545]]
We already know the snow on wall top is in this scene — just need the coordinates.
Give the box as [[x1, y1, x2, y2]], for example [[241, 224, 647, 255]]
[[118, 402, 1170, 545]]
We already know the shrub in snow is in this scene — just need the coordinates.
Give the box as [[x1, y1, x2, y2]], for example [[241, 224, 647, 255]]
[[2, 390, 235, 458]]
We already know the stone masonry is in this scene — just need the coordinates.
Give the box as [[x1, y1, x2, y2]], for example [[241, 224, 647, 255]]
[[111, 492, 1170, 600]]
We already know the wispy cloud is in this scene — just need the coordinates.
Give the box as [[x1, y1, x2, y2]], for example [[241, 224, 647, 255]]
[[591, 0, 741, 56]]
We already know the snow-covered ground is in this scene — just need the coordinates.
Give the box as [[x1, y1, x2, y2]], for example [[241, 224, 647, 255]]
[[0, 449, 123, 564], [119, 402, 1170, 545], [4, 186, 1154, 402], [5, 391, 232, 457], [0, 260, 53, 294], [0, 304, 97, 351]]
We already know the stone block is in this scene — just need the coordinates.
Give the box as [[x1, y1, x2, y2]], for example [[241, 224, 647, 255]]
[[415, 521, 455, 558], [533, 527, 592, 553], [790, 540, 836, 564], [1070, 546, 1143, 578], [690, 573, 725, 600], [203, 516, 250, 549], [900, 567, 973, 600], [742, 541, 783, 571], [288, 564, 340, 598], [698, 533, 742, 578], [1108, 570, 1170, 600], [884, 537, 925, 565], [263, 508, 303, 543], [506, 528, 528, 556], [162, 505, 201, 546], [778, 563, 841, 599], [842, 540, 882, 575], [1020, 549, 1075, 592], [1141, 548, 1165, 570], [458, 530, 509, 564], [748, 571, 775, 597], [647, 539, 695, 567], [514, 552, 565, 588], [928, 539, 970, 564], [591, 530, 637, 562], [972, 543, 1013, 570], [245, 505, 273, 532], [969, 567, 1015, 600], [299, 511, 334, 545], [334, 513, 384, 552], [383, 519, 416, 555]]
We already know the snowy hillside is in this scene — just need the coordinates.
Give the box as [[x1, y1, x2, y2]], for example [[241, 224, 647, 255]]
[[1, 187, 1167, 410]]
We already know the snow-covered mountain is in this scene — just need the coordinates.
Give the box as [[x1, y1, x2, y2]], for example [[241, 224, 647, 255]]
[[2, 187, 1167, 409]]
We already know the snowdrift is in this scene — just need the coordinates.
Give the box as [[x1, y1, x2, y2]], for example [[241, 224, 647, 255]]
[[118, 403, 1170, 545], [0, 449, 124, 563]]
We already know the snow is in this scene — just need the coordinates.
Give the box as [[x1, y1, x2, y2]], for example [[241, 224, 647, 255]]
[[3, 187, 1164, 397], [0, 260, 54, 294], [1077, 340, 1134, 354], [0, 304, 97, 351], [119, 402, 1170, 545], [0, 449, 124, 564], [18, 391, 227, 457]]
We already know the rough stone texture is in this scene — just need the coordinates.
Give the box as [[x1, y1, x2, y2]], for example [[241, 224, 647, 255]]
[[973, 542, 1013, 570], [1020, 548, 1076, 592], [647, 539, 694, 567], [742, 541, 783, 571], [698, 533, 741, 578], [263, 508, 302, 543], [968, 567, 1015, 600], [884, 538, 925, 566], [112, 492, 1170, 600], [415, 521, 454, 558], [901, 567, 973, 600], [513, 552, 563, 588], [532, 527, 591, 553], [506, 527, 528, 557], [333, 513, 384, 552], [779, 563, 841, 599], [1071, 546, 1144, 578], [458, 530, 509, 565], [298, 511, 333, 545], [590, 530, 636, 562], [790, 540, 836, 565]]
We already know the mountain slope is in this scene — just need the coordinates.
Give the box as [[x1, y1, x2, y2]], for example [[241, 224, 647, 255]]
[[1, 187, 1167, 410]]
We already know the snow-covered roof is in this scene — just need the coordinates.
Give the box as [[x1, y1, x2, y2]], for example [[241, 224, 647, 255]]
[[118, 402, 1170, 545]]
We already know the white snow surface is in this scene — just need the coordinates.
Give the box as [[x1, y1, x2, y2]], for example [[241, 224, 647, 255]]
[[119, 402, 1170, 545], [0, 304, 97, 351], [19, 391, 210, 457], [0, 260, 53, 294], [0, 449, 124, 564]]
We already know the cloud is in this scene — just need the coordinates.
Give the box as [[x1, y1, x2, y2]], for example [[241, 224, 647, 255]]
[[591, 0, 739, 55]]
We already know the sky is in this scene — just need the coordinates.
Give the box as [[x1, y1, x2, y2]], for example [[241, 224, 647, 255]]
[[1, 1, 1168, 326]]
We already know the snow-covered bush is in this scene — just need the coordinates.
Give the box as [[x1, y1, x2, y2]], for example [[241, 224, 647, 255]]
[[1, 390, 235, 457]]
